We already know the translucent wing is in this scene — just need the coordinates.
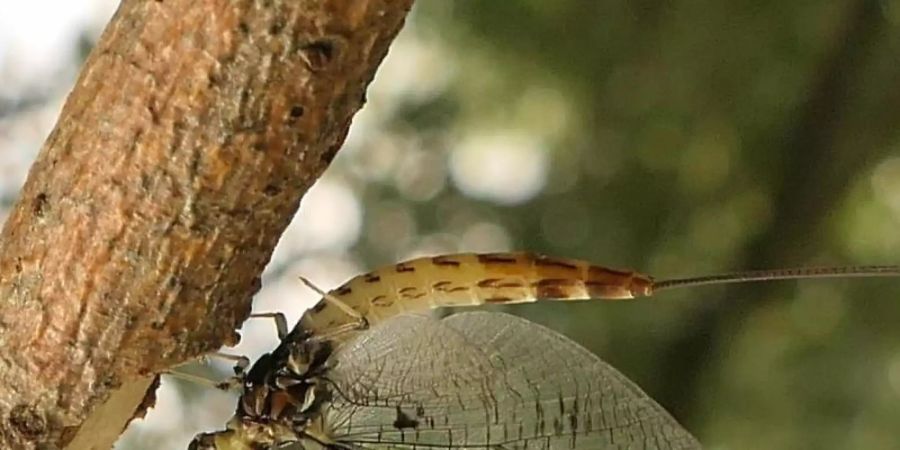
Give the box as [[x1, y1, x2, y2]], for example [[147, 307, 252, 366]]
[[321, 311, 700, 449]]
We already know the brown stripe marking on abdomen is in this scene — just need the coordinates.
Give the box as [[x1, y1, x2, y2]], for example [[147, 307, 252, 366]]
[[533, 278, 582, 299], [432, 255, 462, 267]]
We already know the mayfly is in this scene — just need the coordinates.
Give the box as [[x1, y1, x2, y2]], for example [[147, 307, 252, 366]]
[[188, 252, 899, 450]]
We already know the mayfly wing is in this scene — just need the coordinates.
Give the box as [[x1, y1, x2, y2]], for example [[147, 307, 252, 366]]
[[322, 311, 700, 449]]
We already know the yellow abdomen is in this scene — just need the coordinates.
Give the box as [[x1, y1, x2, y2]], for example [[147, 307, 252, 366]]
[[298, 252, 653, 336]]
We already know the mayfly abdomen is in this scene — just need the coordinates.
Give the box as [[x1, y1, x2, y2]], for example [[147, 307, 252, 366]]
[[298, 252, 653, 336]]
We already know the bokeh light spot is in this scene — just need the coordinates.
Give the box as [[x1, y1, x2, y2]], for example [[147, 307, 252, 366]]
[[459, 221, 512, 252], [449, 131, 548, 205], [270, 178, 362, 268], [871, 156, 900, 221], [366, 201, 417, 255], [395, 149, 447, 202]]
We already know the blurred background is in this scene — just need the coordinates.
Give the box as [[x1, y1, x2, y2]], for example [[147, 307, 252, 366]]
[[2, 1, 900, 449]]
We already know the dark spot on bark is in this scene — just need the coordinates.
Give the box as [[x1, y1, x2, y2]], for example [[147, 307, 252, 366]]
[[251, 275, 263, 293], [289, 105, 304, 118], [269, 20, 284, 35], [33, 192, 48, 218], [147, 104, 159, 124], [300, 39, 336, 72], [321, 143, 340, 164], [9, 404, 45, 438], [127, 128, 144, 156], [394, 406, 419, 429], [263, 184, 281, 196], [238, 22, 249, 34]]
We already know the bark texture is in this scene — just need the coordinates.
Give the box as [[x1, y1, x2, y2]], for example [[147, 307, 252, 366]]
[[0, 0, 413, 448]]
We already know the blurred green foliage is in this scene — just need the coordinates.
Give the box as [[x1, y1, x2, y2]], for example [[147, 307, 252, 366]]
[[334, 1, 900, 449]]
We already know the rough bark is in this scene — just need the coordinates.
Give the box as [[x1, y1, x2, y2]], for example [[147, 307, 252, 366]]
[[0, 1, 414, 448]]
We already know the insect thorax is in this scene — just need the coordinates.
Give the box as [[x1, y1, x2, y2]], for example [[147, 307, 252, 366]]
[[190, 331, 337, 450]]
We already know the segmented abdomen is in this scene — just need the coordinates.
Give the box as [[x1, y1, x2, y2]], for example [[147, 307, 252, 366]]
[[298, 252, 653, 336]]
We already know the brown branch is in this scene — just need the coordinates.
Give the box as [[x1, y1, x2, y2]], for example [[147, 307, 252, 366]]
[[0, 1, 413, 448]]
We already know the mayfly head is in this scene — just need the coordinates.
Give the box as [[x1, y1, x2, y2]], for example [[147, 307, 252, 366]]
[[188, 415, 332, 450], [188, 418, 325, 450], [189, 329, 337, 449]]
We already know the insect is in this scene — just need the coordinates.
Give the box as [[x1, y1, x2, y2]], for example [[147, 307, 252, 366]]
[[188, 252, 899, 449]]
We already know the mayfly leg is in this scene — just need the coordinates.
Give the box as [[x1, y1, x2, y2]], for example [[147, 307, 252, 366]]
[[165, 370, 233, 390], [209, 352, 251, 376], [299, 275, 369, 331], [306, 321, 371, 343], [177, 316, 286, 389], [167, 352, 250, 391]]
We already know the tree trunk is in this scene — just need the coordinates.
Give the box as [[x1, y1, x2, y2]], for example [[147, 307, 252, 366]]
[[0, 1, 413, 448]]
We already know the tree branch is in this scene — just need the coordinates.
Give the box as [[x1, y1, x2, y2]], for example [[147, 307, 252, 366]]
[[0, 1, 413, 448]]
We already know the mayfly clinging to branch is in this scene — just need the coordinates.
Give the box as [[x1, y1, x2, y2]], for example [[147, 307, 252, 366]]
[[188, 252, 899, 450]]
